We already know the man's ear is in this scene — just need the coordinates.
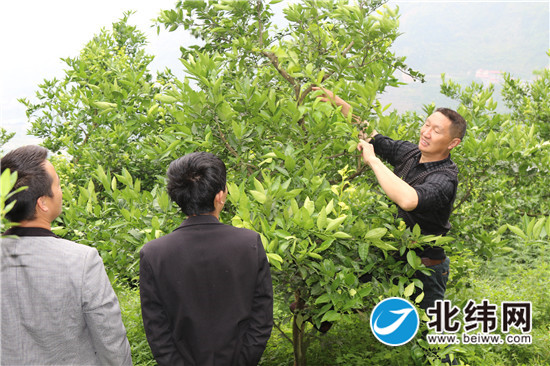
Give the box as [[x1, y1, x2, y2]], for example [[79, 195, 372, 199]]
[[214, 190, 226, 205], [448, 138, 461, 150], [36, 196, 49, 213]]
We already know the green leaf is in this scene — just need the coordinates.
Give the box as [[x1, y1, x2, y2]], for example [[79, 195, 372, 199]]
[[1, 169, 16, 196], [404, 282, 415, 297], [315, 293, 331, 305], [347, 140, 358, 153], [227, 182, 240, 203], [249, 190, 267, 204], [434, 236, 455, 245], [406, 250, 418, 269], [147, 103, 159, 117], [333, 231, 352, 239], [154, 94, 178, 103], [326, 199, 334, 214], [314, 239, 334, 253], [317, 207, 327, 230], [253, 178, 264, 193], [93, 101, 117, 109], [344, 273, 356, 286], [372, 240, 397, 251], [307, 252, 323, 260], [326, 215, 347, 232], [364, 227, 387, 240], [412, 224, 421, 237], [358, 243, 369, 261], [532, 217, 545, 239], [507, 224, 527, 239], [303, 197, 315, 216], [321, 310, 341, 323], [95, 165, 110, 192], [266, 252, 283, 263]]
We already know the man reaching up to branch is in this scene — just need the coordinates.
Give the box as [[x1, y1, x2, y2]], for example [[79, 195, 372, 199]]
[[313, 87, 467, 310]]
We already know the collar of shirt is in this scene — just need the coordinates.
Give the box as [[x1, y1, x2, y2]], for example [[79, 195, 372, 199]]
[[175, 214, 222, 231], [2, 226, 60, 238], [419, 153, 454, 171]]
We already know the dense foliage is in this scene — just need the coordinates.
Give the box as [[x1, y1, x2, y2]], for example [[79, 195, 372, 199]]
[[4, 1, 549, 365]]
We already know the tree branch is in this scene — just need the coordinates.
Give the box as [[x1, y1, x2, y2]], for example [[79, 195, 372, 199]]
[[327, 152, 348, 159], [453, 163, 491, 213], [297, 85, 313, 106], [329, 164, 368, 185], [273, 321, 294, 346], [318, 41, 356, 85], [214, 116, 254, 175], [342, 40, 355, 56], [261, 50, 300, 100], [256, 0, 264, 48], [347, 164, 368, 182]]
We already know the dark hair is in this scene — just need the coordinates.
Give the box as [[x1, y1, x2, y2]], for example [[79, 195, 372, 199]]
[[435, 107, 467, 140], [167, 152, 227, 216], [1, 145, 53, 222]]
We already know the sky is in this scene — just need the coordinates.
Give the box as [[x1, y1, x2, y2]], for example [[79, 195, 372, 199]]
[[0, 0, 190, 151], [1, 0, 549, 152]]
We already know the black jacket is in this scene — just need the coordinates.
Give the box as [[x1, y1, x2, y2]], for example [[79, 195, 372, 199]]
[[140, 215, 273, 366]]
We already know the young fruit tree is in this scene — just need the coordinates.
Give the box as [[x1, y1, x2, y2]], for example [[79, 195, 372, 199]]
[[21, 1, 442, 364], [152, 1, 430, 364]]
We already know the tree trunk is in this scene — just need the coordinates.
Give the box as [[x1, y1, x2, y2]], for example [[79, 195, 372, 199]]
[[292, 290, 307, 366]]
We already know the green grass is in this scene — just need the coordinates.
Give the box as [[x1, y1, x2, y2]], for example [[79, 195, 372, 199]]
[[114, 245, 550, 366], [115, 286, 156, 366]]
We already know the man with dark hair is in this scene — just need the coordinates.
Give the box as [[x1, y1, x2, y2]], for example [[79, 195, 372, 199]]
[[140, 151, 273, 366], [1, 145, 132, 365], [314, 88, 466, 310]]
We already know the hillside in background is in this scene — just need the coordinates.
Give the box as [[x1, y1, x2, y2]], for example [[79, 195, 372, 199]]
[[380, 1, 549, 113]]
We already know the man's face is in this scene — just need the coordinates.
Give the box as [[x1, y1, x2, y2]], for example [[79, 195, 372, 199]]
[[41, 160, 63, 221], [418, 112, 460, 159]]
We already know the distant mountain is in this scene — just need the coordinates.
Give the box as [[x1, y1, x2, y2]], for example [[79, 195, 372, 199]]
[[380, 1, 549, 113]]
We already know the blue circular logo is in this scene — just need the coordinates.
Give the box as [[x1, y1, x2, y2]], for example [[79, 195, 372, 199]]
[[370, 297, 419, 346]]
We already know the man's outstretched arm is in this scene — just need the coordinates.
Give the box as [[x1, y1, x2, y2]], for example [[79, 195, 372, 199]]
[[358, 139, 418, 211], [312, 87, 378, 138]]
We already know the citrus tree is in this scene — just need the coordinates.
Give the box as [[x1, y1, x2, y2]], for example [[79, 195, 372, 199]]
[[20, 13, 169, 189], [22, 1, 431, 364], [150, 1, 431, 364]]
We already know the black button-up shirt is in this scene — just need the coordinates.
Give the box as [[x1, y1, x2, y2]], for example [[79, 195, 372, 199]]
[[371, 135, 459, 259]]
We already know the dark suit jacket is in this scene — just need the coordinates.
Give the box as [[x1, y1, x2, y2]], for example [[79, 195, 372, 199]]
[[140, 215, 273, 366]]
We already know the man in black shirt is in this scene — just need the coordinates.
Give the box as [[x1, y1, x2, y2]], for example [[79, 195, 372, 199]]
[[313, 87, 466, 310]]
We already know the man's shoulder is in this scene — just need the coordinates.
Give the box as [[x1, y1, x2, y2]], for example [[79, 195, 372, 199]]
[[3, 235, 97, 255], [51, 236, 98, 253], [141, 223, 260, 253], [2, 236, 101, 276], [218, 223, 260, 237], [373, 135, 419, 159], [428, 157, 459, 178]]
